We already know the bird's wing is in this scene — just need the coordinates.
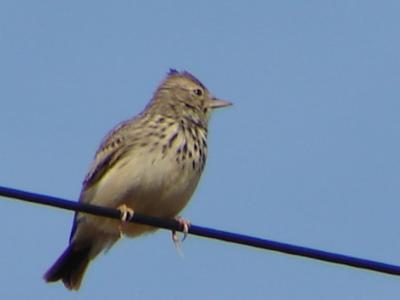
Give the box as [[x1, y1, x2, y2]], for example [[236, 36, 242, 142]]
[[69, 118, 137, 242], [82, 119, 135, 191]]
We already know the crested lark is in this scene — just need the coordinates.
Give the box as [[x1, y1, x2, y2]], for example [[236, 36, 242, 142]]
[[44, 69, 231, 290]]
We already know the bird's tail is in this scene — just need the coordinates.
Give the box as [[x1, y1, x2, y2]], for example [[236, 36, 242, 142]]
[[43, 242, 91, 291]]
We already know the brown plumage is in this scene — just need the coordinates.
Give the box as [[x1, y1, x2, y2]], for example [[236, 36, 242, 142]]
[[43, 69, 231, 290]]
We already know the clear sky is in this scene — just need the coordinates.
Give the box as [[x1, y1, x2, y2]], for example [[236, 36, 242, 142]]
[[1, 1, 400, 299]]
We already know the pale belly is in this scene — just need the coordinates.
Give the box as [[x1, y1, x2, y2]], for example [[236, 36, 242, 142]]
[[78, 145, 202, 237]]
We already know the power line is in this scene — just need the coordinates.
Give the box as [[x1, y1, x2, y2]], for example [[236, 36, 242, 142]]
[[1, 184, 400, 276]]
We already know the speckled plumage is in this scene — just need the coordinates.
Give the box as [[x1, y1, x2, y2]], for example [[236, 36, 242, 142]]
[[43, 69, 231, 290]]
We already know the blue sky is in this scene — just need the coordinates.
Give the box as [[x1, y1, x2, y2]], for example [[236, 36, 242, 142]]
[[1, 1, 400, 299]]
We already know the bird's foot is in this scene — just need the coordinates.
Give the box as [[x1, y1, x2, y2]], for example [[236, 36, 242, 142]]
[[117, 204, 134, 237], [172, 216, 191, 245]]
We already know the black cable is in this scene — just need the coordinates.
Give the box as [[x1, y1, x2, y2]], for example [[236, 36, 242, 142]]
[[1, 185, 399, 276]]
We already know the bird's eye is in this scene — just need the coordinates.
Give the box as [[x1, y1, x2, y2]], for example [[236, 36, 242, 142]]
[[193, 88, 203, 97]]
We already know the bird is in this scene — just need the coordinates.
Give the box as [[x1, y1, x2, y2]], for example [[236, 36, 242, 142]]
[[43, 69, 232, 290]]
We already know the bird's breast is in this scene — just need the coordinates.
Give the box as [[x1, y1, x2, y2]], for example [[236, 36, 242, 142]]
[[81, 125, 207, 237]]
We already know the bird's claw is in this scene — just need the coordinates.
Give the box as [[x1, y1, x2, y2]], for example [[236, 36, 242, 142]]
[[117, 204, 134, 222], [117, 204, 134, 237], [172, 216, 191, 244]]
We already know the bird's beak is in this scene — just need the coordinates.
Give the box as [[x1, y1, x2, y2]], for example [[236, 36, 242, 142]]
[[209, 97, 233, 109]]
